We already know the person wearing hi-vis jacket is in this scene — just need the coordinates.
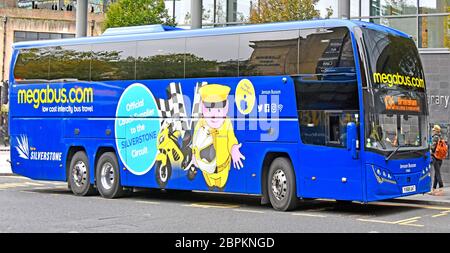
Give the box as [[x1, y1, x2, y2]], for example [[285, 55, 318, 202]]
[[192, 84, 245, 191]]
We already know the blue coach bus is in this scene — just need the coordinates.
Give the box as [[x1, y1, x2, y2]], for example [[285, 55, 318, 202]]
[[9, 19, 431, 211]]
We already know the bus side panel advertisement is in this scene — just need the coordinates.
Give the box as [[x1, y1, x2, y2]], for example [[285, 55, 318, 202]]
[[10, 76, 299, 193]]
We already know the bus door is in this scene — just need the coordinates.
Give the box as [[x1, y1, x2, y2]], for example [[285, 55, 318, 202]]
[[294, 73, 363, 200]]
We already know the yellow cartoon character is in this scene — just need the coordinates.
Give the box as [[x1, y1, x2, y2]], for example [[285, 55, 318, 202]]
[[192, 84, 245, 191]]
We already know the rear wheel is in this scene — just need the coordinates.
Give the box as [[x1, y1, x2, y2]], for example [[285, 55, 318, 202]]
[[267, 157, 298, 211], [68, 151, 96, 196], [96, 152, 125, 199]]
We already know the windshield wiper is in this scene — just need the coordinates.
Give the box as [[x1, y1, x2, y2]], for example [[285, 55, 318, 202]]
[[385, 146, 426, 161], [385, 145, 402, 161]]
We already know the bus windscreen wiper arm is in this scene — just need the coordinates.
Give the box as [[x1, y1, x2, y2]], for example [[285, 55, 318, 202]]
[[385, 145, 402, 161]]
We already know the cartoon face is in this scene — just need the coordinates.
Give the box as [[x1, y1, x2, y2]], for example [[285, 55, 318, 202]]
[[201, 101, 229, 129]]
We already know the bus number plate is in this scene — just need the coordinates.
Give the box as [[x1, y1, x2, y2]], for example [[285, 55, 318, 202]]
[[402, 185, 416, 193]]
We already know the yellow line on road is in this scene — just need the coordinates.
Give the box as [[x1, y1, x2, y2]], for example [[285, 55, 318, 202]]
[[24, 182, 45, 186], [292, 213, 327, 218], [233, 209, 264, 214], [136, 201, 160, 205], [185, 202, 240, 209], [372, 201, 450, 211], [357, 218, 395, 225], [0, 183, 26, 189], [358, 216, 424, 227], [432, 211, 450, 218], [0, 176, 27, 180], [392, 216, 421, 224]]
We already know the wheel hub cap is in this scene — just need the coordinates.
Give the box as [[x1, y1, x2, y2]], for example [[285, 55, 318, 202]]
[[72, 161, 87, 188], [271, 169, 288, 201], [101, 162, 115, 190]]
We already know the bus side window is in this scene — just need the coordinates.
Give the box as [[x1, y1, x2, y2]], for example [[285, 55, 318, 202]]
[[238, 30, 299, 76], [14, 48, 51, 81], [136, 38, 185, 80], [185, 35, 239, 78], [49, 45, 91, 81], [328, 114, 341, 145], [91, 42, 136, 81], [295, 27, 359, 148]]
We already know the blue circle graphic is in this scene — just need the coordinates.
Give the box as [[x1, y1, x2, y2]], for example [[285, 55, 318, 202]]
[[115, 83, 160, 175]]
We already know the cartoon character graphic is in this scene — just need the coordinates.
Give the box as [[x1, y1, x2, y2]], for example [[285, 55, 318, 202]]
[[192, 84, 245, 191], [154, 121, 185, 188]]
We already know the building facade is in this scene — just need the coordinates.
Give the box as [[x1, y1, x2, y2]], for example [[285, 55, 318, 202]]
[[0, 1, 105, 101]]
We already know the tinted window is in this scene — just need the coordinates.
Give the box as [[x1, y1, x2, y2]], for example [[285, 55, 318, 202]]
[[91, 42, 136, 81], [299, 27, 355, 75], [49, 45, 91, 81], [14, 48, 50, 81], [294, 77, 359, 111], [136, 38, 185, 80], [298, 110, 358, 147], [295, 66, 359, 147], [362, 28, 425, 92], [239, 30, 299, 76], [185, 35, 238, 78]]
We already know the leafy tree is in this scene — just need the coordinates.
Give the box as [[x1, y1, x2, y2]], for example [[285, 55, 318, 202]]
[[249, 0, 320, 24], [103, 0, 176, 30]]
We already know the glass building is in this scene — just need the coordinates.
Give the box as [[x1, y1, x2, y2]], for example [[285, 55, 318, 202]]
[[7, 1, 448, 50], [161, 0, 449, 51]]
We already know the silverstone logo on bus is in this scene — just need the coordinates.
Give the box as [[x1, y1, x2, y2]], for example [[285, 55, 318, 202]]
[[15, 135, 62, 161], [16, 85, 94, 114]]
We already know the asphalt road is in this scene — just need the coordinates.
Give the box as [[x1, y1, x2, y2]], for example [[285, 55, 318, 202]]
[[0, 175, 449, 233]]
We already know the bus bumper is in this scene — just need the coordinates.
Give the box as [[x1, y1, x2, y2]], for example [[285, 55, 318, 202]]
[[365, 164, 432, 202]]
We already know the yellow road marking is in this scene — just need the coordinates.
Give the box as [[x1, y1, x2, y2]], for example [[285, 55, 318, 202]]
[[372, 201, 450, 211], [392, 216, 421, 224], [432, 211, 450, 218], [358, 216, 424, 227], [24, 182, 45, 186], [136, 201, 160, 205], [0, 176, 27, 180], [0, 183, 27, 189], [292, 213, 327, 218], [233, 209, 264, 214], [20, 191, 36, 194], [185, 202, 240, 209], [357, 218, 395, 225]]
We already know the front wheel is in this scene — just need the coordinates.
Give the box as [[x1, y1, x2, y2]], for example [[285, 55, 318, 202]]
[[96, 152, 125, 199], [267, 157, 298, 211]]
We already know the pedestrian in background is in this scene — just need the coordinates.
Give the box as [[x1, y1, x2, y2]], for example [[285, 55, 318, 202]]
[[430, 125, 447, 196]]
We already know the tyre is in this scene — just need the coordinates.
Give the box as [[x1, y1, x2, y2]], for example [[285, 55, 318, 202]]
[[267, 157, 298, 211], [68, 151, 96, 196], [96, 152, 124, 199], [155, 160, 172, 188]]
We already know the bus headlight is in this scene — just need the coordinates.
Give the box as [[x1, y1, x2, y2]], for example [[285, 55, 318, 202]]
[[371, 165, 396, 185]]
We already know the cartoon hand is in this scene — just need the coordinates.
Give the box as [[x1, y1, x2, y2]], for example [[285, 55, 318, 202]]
[[231, 143, 245, 170]]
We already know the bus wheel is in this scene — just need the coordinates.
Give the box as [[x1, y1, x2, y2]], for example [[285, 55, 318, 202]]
[[267, 157, 298, 211], [155, 161, 171, 189], [68, 151, 96, 196], [96, 152, 124, 199]]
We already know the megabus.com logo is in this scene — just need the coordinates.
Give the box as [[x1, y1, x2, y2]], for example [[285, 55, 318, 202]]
[[373, 73, 425, 89], [17, 85, 94, 109]]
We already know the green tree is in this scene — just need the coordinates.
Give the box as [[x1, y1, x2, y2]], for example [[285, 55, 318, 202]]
[[249, 0, 320, 24], [103, 0, 176, 30]]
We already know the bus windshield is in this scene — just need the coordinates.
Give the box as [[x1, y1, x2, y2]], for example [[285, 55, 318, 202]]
[[361, 27, 428, 153]]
